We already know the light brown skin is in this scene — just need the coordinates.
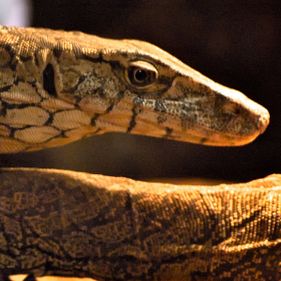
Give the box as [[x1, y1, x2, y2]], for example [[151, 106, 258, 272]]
[[0, 26, 278, 280], [1, 169, 281, 281]]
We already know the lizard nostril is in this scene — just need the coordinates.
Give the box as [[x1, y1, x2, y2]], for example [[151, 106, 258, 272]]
[[257, 114, 270, 134]]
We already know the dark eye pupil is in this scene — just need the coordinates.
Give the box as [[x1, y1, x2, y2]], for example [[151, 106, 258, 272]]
[[128, 66, 156, 86], [134, 69, 148, 82]]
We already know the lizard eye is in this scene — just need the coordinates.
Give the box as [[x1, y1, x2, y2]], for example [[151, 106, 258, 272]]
[[127, 61, 158, 87]]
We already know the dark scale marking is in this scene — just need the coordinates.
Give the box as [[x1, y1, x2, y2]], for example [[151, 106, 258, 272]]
[[231, 208, 264, 235], [1, 44, 18, 71], [164, 127, 173, 138], [2, 44, 16, 58], [1, 101, 37, 110], [43, 63, 57, 97], [0, 106, 7, 117], [58, 130, 67, 138], [34, 51, 40, 67], [105, 103, 115, 114], [88, 91, 126, 126], [19, 55, 33, 62], [73, 74, 88, 94], [9, 127, 20, 138], [155, 100, 166, 113], [200, 137, 208, 144], [77, 75, 87, 85], [108, 60, 123, 71], [65, 74, 88, 96], [0, 85, 13, 93], [29, 81, 44, 102], [104, 91, 125, 114], [127, 106, 140, 133], [91, 114, 100, 127], [53, 47, 63, 59], [9, 61, 18, 72], [95, 87, 106, 98], [13, 77, 20, 86], [44, 113, 54, 126]]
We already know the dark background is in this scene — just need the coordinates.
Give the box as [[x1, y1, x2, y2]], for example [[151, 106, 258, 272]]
[[0, 0, 280, 182]]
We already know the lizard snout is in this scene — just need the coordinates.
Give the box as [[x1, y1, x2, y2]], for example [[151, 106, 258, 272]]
[[256, 109, 270, 134]]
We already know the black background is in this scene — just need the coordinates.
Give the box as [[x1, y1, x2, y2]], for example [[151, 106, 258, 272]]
[[1, 0, 280, 182]]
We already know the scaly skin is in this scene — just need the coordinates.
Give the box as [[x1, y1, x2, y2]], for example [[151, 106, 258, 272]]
[[0, 26, 278, 280], [0, 25, 269, 152], [1, 169, 281, 280]]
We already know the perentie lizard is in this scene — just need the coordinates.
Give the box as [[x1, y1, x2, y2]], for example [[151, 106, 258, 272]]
[[0, 25, 269, 151], [0, 26, 279, 281]]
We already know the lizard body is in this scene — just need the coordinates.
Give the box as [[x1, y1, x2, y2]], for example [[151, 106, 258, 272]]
[[1, 168, 281, 281], [0, 26, 278, 280]]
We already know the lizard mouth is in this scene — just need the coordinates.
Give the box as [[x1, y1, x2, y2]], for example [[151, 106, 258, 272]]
[[166, 128, 264, 146], [95, 95, 269, 147], [124, 96, 270, 146]]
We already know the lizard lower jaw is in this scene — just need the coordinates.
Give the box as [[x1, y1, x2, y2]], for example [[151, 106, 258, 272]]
[[164, 126, 266, 146]]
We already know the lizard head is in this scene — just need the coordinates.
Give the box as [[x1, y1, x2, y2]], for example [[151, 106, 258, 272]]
[[90, 38, 270, 146], [0, 27, 270, 153]]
